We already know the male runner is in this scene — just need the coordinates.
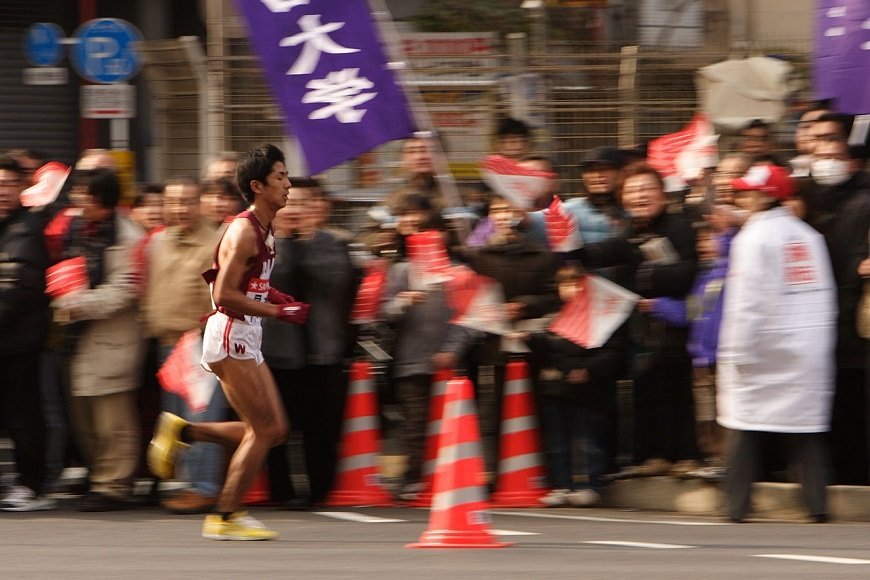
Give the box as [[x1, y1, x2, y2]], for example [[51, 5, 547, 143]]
[[148, 144, 309, 540]]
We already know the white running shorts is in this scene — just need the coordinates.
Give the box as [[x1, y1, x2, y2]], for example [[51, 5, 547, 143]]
[[201, 312, 264, 371]]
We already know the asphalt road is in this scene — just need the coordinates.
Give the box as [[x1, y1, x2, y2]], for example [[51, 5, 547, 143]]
[[1, 506, 869, 579]]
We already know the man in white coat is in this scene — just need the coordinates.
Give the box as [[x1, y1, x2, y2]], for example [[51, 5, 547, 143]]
[[717, 163, 836, 523]]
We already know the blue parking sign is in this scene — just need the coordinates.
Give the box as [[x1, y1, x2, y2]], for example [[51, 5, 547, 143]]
[[70, 18, 142, 84], [24, 23, 65, 67]]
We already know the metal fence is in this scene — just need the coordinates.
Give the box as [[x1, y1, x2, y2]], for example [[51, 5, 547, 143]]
[[212, 44, 809, 179], [539, 44, 811, 188], [139, 4, 812, 232]]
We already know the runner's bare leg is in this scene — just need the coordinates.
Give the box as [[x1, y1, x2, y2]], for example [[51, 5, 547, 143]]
[[186, 421, 246, 452], [206, 357, 288, 513]]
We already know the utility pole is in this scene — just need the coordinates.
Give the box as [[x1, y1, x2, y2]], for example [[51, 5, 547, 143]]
[[703, 0, 730, 51], [744, 0, 755, 47], [522, 0, 551, 155]]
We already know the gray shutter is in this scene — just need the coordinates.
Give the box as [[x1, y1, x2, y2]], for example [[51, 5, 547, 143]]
[[0, 1, 79, 164]]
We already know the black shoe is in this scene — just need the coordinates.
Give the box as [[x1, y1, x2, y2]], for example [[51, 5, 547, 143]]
[[51, 480, 89, 498], [76, 491, 131, 512], [281, 497, 315, 511], [811, 514, 828, 524], [396, 482, 425, 502]]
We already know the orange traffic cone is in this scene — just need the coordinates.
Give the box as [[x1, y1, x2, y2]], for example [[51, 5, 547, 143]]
[[325, 361, 394, 507], [408, 368, 453, 507], [406, 377, 512, 549], [490, 360, 549, 507], [243, 468, 271, 506]]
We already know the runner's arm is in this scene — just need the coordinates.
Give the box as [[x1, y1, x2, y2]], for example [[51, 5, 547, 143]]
[[212, 219, 280, 318]]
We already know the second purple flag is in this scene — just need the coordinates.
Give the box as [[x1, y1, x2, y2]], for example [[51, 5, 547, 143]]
[[235, 0, 416, 174], [814, 0, 870, 114]]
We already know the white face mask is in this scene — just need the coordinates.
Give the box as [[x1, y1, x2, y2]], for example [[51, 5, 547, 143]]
[[812, 158, 851, 187]]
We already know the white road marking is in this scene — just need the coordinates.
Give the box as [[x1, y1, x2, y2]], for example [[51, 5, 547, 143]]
[[314, 511, 406, 523], [584, 540, 694, 550], [755, 554, 870, 565], [494, 510, 730, 526], [312, 512, 539, 536], [491, 529, 540, 536]]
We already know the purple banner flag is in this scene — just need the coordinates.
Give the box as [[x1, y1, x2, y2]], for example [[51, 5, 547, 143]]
[[814, 0, 870, 114], [235, 0, 416, 174]]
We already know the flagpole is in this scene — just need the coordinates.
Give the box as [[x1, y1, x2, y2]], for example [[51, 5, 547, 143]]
[[366, 0, 471, 240]]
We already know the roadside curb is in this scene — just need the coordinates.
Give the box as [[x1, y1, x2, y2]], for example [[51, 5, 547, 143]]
[[381, 455, 870, 522], [601, 477, 870, 522]]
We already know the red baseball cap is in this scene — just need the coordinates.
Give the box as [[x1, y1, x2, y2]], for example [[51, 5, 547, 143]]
[[731, 164, 796, 200]]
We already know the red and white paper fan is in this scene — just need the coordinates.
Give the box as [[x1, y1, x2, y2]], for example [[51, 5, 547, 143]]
[[445, 265, 510, 335], [550, 275, 639, 349], [647, 113, 718, 191], [480, 155, 555, 210], [406, 230, 452, 288], [544, 195, 582, 252], [21, 162, 71, 208], [157, 330, 216, 414], [350, 258, 389, 324], [45, 256, 89, 299]]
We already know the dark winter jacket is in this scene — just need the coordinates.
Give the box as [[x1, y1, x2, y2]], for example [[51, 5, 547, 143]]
[[439, 233, 560, 365], [804, 170, 870, 369], [0, 207, 49, 354], [262, 237, 306, 370], [572, 209, 698, 364], [574, 210, 698, 299], [526, 329, 625, 407], [465, 235, 560, 318], [263, 231, 359, 370]]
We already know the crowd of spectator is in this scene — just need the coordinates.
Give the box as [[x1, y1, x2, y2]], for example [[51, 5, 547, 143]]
[[0, 107, 868, 523]]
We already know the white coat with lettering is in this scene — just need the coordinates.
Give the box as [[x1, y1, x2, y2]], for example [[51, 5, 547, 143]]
[[717, 206, 836, 433]]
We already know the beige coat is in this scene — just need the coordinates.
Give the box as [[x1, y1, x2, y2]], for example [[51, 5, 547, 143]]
[[140, 220, 218, 347], [54, 215, 145, 397]]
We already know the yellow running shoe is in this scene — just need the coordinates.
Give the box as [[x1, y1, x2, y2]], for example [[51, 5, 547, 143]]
[[147, 412, 190, 480], [202, 512, 278, 541]]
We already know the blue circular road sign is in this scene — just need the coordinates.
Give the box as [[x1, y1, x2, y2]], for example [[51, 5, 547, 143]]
[[24, 22, 65, 67], [70, 18, 143, 84]]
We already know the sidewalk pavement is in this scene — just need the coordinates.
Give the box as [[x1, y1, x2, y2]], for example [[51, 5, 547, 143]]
[[379, 455, 870, 522], [7, 443, 865, 522]]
